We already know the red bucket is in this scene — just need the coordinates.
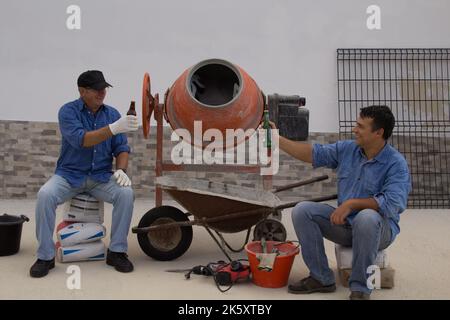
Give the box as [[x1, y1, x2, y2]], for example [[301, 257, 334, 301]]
[[245, 241, 299, 288]]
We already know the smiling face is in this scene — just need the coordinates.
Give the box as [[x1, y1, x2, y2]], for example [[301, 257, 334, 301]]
[[352, 116, 385, 148], [79, 87, 107, 111]]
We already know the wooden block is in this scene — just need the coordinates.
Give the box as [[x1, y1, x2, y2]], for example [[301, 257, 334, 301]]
[[338, 267, 395, 289]]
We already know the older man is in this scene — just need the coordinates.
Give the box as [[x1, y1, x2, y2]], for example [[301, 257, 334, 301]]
[[30, 70, 138, 277]]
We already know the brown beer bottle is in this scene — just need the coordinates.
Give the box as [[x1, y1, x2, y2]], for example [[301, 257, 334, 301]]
[[127, 101, 136, 116]]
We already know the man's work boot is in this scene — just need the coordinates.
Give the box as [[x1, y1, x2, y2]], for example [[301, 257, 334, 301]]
[[349, 291, 371, 300], [288, 276, 336, 294], [106, 249, 134, 273], [30, 258, 55, 278]]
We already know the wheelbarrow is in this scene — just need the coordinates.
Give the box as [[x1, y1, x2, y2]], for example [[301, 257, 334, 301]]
[[132, 175, 337, 261]]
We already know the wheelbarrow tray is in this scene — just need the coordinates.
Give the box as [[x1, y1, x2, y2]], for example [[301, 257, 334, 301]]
[[156, 176, 281, 233]]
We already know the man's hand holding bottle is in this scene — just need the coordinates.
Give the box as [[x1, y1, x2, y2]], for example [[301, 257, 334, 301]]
[[109, 115, 138, 135]]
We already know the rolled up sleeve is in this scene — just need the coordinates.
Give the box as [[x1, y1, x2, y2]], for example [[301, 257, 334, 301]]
[[109, 110, 131, 157], [58, 106, 86, 149], [112, 133, 130, 157], [312, 141, 350, 169], [373, 162, 411, 220]]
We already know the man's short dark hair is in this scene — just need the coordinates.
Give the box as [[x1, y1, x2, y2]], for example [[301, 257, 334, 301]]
[[359, 105, 395, 140]]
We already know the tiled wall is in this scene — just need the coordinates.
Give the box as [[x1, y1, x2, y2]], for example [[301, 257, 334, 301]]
[[2, 120, 448, 207], [0, 120, 338, 201]]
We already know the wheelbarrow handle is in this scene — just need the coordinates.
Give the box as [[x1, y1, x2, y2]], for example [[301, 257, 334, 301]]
[[275, 194, 338, 210], [132, 220, 194, 233], [272, 175, 329, 193], [132, 208, 272, 233]]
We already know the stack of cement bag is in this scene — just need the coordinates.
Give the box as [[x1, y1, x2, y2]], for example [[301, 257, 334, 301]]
[[55, 193, 107, 263]]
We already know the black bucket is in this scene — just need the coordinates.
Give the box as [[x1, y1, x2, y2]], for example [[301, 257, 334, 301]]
[[0, 214, 29, 256]]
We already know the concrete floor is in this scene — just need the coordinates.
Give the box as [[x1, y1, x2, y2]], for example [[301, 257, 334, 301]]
[[0, 199, 449, 300]]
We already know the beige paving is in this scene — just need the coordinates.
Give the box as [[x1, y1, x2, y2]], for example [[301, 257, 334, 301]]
[[1, 199, 449, 300]]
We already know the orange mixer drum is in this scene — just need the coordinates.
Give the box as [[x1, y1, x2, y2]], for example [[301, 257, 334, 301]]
[[165, 59, 265, 148]]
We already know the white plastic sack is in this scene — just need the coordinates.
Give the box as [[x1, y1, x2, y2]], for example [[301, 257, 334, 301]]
[[63, 193, 104, 223], [57, 222, 106, 246], [56, 241, 106, 263]]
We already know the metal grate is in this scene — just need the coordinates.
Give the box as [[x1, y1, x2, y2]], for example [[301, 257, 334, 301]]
[[337, 48, 450, 208]]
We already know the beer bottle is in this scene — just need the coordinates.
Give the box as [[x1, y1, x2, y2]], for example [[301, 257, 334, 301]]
[[263, 109, 271, 148], [127, 101, 137, 116]]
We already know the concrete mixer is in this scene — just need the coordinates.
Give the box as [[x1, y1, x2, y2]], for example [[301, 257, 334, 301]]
[[141, 58, 309, 206], [132, 59, 329, 261]]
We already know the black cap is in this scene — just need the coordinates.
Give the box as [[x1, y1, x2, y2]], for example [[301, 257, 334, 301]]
[[77, 70, 113, 90]]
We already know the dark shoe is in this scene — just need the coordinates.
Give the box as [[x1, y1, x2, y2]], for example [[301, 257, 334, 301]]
[[106, 249, 134, 273], [349, 291, 371, 300], [30, 258, 55, 278], [288, 276, 336, 294]]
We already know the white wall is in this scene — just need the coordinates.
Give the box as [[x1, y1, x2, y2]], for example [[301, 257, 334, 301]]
[[1, 0, 449, 132]]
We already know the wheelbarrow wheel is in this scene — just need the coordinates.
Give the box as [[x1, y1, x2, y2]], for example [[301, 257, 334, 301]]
[[137, 206, 193, 261]]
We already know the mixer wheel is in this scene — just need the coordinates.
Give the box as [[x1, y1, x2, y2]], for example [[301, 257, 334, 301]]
[[137, 206, 193, 261], [253, 218, 287, 242]]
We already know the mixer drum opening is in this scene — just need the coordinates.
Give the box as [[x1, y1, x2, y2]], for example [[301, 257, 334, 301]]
[[188, 61, 242, 107], [166, 58, 264, 148]]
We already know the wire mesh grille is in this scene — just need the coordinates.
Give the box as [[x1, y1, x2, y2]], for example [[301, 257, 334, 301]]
[[337, 48, 450, 208]]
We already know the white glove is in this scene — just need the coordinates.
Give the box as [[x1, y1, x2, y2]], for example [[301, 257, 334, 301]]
[[109, 115, 138, 135], [113, 169, 131, 187]]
